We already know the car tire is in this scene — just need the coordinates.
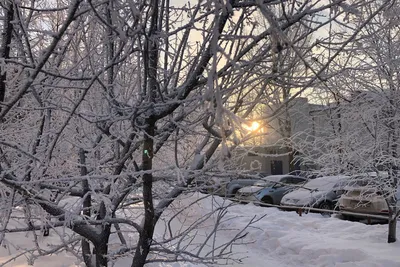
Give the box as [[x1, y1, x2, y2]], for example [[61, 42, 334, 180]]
[[318, 201, 333, 216], [260, 197, 273, 207]]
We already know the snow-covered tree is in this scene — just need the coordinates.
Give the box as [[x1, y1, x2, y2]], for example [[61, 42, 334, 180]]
[[0, 0, 392, 266]]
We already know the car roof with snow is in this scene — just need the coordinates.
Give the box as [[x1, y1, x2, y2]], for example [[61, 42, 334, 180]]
[[228, 178, 264, 184], [261, 175, 290, 182], [302, 175, 349, 190]]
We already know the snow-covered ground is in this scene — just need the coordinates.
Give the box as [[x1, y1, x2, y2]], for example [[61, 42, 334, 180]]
[[1, 193, 400, 266]]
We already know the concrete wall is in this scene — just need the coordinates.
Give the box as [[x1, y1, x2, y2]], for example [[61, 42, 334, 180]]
[[232, 146, 292, 175]]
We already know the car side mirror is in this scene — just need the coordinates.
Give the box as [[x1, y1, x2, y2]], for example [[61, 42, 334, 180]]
[[273, 183, 283, 189]]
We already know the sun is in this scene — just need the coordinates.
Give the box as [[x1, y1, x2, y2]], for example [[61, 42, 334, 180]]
[[243, 121, 261, 132], [250, 121, 260, 131]]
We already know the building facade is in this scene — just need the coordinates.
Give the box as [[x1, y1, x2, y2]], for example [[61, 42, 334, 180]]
[[232, 97, 329, 175]]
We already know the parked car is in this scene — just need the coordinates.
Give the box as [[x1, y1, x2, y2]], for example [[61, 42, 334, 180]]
[[339, 182, 400, 219], [280, 175, 349, 212], [197, 177, 232, 195], [225, 179, 263, 197], [222, 172, 270, 197], [287, 170, 320, 179], [235, 175, 307, 205]]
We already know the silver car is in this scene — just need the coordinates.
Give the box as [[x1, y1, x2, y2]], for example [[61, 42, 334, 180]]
[[281, 175, 349, 212], [339, 184, 400, 219]]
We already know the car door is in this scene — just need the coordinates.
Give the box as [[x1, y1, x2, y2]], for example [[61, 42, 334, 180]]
[[269, 177, 291, 203], [280, 177, 304, 195]]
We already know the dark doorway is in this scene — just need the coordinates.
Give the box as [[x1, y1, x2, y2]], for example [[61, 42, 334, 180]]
[[271, 160, 283, 175]]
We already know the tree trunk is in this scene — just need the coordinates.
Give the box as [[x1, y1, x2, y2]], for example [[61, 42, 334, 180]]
[[131, 120, 155, 267], [132, 1, 158, 265], [0, 2, 14, 108], [288, 148, 295, 172], [387, 94, 398, 243], [94, 233, 110, 267], [388, 212, 397, 243], [79, 149, 93, 266], [82, 239, 92, 267]]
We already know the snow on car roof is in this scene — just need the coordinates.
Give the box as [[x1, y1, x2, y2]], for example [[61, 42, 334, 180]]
[[263, 175, 292, 182], [303, 175, 348, 190]]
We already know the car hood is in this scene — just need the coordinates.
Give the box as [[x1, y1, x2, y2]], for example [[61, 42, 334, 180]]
[[282, 188, 328, 201], [239, 186, 263, 194]]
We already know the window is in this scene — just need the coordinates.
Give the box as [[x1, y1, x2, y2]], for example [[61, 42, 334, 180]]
[[280, 177, 290, 184], [290, 177, 306, 184]]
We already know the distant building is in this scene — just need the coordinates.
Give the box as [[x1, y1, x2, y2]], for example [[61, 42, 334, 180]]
[[232, 97, 330, 175], [232, 146, 298, 175]]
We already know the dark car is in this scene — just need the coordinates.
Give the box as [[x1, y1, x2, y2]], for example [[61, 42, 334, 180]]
[[218, 172, 269, 197]]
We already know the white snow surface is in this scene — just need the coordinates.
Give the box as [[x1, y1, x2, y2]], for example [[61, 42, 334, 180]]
[[1, 193, 400, 266]]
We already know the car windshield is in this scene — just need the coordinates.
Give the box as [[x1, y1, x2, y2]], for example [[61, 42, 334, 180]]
[[254, 175, 287, 187], [344, 176, 393, 192], [255, 175, 287, 187], [303, 176, 347, 191], [346, 179, 375, 188]]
